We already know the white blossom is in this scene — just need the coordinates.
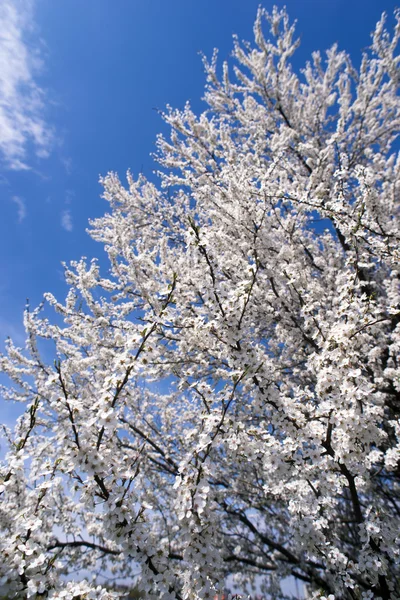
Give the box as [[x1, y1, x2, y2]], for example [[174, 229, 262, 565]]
[[1, 6, 400, 600]]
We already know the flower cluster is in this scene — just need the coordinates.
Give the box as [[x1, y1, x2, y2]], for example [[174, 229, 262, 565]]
[[1, 6, 400, 599]]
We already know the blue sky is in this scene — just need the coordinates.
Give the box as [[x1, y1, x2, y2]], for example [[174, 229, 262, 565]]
[[0, 0, 398, 351]]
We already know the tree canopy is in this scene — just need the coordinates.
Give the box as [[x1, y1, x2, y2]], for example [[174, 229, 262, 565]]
[[1, 7, 400, 599]]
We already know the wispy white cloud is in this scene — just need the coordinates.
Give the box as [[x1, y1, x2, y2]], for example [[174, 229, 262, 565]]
[[61, 209, 73, 232], [61, 156, 73, 175], [11, 195, 27, 223], [65, 189, 75, 204], [0, 0, 52, 170]]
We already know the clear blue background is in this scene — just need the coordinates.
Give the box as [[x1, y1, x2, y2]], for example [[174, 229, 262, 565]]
[[1, 0, 398, 348]]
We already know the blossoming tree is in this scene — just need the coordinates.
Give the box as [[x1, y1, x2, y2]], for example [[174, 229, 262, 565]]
[[1, 7, 400, 600]]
